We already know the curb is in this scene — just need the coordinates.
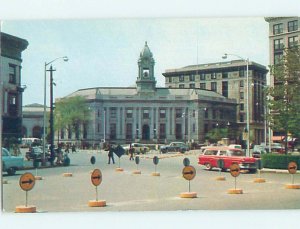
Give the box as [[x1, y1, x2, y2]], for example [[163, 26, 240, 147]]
[[261, 169, 300, 174]]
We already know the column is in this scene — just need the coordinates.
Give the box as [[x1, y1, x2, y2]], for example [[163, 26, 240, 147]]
[[139, 108, 142, 139], [149, 107, 153, 139], [156, 107, 159, 140], [116, 107, 121, 140]]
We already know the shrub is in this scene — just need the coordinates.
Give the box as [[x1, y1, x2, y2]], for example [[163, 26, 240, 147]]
[[261, 154, 300, 169]]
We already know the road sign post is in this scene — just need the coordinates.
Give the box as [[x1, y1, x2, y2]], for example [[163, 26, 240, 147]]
[[88, 169, 106, 207], [132, 156, 141, 174], [285, 162, 300, 189], [180, 165, 197, 198], [15, 173, 37, 213], [114, 145, 125, 172], [152, 156, 160, 176], [216, 159, 226, 181], [227, 164, 243, 194], [33, 159, 43, 180], [254, 159, 266, 183]]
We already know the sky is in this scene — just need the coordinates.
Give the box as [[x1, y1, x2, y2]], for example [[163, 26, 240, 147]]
[[1, 17, 270, 106]]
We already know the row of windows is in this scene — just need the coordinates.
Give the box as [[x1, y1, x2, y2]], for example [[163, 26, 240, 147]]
[[167, 69, 268, 84], [168, 71, 244, 83], [274, 36, 299, 51], [96, 107, 233, 121], [273, 20, 298, 35]]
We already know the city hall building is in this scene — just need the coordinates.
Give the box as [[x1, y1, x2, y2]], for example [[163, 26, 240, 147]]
[[57, 42, 237, 146]]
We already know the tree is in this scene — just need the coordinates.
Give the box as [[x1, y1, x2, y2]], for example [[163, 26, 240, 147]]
[[54, 96, 91, 142], [268, 46, 300, 152], [205, 128, 228, 143]]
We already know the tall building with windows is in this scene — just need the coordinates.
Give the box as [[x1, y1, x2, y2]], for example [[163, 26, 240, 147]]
[[57, 42, 237, 146], [265, 17, 299, 86], [162, 60, 268, 144], [0, 32, 28, 140]]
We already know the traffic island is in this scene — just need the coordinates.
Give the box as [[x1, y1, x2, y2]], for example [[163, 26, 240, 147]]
[[215, 176, 226, 181], [62, 172, 73, 177], [253, 178, 266, 183], [88, 200, 106, 207], [227, 189, 243, 194], [151, 172, 160, 176], [285, 184, 300, 189], [132, 170, 141, 174], [115, 168, 124, 172], [15, 205, 36, 213], [180, 192, 197, 198]]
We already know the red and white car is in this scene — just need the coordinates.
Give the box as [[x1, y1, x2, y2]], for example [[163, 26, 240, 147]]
[[198, 147, 258, 173]]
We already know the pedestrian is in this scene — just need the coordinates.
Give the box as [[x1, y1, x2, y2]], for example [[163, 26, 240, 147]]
[[108, 144, 115, 164], [71, 144, 76, 153], [129, 143, 135, 161], [65, 144, 70, 154]]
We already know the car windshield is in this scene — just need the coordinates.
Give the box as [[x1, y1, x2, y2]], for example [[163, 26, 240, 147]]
[[228, 150, 245, 157], [2, 148, 9, 156]]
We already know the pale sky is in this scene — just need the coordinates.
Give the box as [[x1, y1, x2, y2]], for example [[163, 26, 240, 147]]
[[2, 17, 270, 106]]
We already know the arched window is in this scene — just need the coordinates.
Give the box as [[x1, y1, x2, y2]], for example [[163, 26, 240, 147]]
[[32, 126, 42, 138]]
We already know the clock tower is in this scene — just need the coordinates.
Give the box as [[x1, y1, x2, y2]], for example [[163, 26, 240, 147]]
[[136, 41, 156, 93]]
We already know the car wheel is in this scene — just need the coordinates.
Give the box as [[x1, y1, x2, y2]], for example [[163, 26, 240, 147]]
[[248, 169, 257, 174], [7, 167, 16, 176], [205, 163, 212, 170], [161, 149, 166, 154]]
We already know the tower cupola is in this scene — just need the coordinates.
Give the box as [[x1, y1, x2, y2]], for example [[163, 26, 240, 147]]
[[136, 41, 156, 93]]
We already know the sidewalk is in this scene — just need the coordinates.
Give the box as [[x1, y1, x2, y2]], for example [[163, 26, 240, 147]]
[[261, 168, 300, 174]]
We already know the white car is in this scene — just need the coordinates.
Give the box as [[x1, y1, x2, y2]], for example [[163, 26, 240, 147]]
[[123, 143, 150, 154]]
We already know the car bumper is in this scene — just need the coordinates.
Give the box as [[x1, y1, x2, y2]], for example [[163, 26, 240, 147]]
[[239, 163, 257, 169]]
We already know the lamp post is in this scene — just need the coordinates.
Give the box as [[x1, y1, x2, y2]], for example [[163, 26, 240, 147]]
[[43, 56, 68, 165], [89, 104, 96, 148], [222, 53, 250, 157]]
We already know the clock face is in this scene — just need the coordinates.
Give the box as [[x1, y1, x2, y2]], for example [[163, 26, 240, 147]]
[[143, 69, 149, 78]]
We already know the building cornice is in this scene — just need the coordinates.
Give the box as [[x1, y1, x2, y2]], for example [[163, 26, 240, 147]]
[[264, 17, 298, 22]]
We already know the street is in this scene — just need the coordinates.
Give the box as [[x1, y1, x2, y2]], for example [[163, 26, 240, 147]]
[[2, 149, 300, 212]]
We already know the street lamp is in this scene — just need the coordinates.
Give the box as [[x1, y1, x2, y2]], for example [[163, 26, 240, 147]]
[[222, 53, 250, 157], [43, 56, 68, 165]]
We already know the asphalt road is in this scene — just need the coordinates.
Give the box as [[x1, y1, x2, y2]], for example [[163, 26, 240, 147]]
[[2, 149, 300, 213]]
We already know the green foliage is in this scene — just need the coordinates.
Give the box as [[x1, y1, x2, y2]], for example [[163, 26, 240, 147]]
[[205, 128, 228, 143], [268, 46, 300, 139], [261, 154, 300, 169], [54, 96, 91, 134]]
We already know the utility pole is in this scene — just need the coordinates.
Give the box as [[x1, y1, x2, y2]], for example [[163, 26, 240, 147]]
[[48, 65, 56, 163]]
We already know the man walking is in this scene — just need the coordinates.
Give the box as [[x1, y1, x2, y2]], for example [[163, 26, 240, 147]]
[[129, 143, 135, 161], [108, 144, 115, 164]]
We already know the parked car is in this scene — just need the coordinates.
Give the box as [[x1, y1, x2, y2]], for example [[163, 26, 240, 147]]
[[2, 147, 24, 175], [160, 142, 189, 154], [25, 146, 51, 161], [198, 147, 257, 173], [228, 144, 242, 149], [123, 143, 150, 154], [252, 143, 285, 158]]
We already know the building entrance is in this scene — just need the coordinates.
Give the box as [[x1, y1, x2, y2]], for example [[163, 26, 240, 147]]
[[142, 124, 150, 140]]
